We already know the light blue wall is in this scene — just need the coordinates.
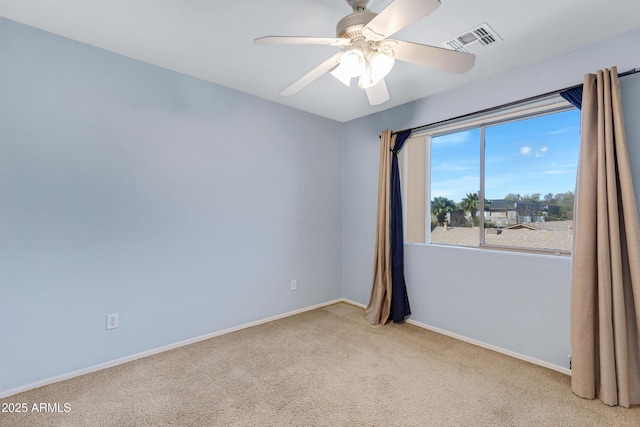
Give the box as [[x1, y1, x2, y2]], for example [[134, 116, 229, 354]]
[[342, 29, 640, 369], [0, 18, 343, 395]]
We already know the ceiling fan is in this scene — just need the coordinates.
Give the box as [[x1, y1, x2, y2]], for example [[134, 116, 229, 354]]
[[254, 0, 476, 105]]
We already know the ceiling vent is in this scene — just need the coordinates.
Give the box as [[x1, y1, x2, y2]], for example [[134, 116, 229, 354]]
[[442, 23, 502, 54]]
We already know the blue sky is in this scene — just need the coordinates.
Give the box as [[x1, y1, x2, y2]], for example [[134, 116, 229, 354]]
[[430, 109, 581, 203]]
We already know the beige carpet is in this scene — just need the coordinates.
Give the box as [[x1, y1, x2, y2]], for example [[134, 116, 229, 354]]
[[1, 302, 637, 426]]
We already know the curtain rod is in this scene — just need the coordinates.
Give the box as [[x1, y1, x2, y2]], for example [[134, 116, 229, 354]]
[[387, 67, 639, 137]]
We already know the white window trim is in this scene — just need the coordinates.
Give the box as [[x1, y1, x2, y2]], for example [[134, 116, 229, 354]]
[[413, 95, 573, 140]]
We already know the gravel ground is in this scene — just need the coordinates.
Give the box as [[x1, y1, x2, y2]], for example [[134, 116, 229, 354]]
[[431, 220, 573, 252]]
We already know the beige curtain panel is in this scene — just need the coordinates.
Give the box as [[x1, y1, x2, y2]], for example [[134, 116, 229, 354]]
[[571, 66, 640, 408], [365, 130, 396, 325]]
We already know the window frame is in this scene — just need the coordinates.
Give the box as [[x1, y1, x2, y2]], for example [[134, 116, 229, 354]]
[[408, 94, 578, 256]]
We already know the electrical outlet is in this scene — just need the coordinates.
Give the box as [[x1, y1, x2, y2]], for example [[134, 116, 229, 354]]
[[106, 313, 119, 330], [291, 280, 297, 291]]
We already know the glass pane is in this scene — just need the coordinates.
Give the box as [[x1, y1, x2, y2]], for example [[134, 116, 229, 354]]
[[483, 109, 580, 252], [430, 129, 480, 246]]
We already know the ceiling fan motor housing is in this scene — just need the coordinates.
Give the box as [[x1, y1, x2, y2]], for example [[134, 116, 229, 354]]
[[347, 0, 370, 11], [336, 10, 377, 39]]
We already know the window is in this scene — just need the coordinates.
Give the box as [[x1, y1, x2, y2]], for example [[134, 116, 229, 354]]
[[402, 95, 580, 254]]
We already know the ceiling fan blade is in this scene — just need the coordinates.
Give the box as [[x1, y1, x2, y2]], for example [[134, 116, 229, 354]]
[[365, 79, 390, 105], [392, 40, 476, 73], [281, 53, 343, 97], [364, 0, 441, 39], [254, 36, 350, 46]]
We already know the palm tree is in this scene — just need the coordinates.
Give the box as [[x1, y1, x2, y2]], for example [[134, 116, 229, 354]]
[[460, 193, 479, 227], [431, 197, 456, 227]]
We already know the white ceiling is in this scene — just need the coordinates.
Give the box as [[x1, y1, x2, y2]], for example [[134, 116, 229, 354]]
[[2, 0, 640, 122]]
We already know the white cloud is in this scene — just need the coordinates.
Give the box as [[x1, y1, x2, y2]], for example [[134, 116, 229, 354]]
[[535, 146, 548, 157]]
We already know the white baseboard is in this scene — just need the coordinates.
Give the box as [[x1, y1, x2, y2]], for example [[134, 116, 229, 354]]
[[339, 298, 571, 376], [0, 299, 344, 399]]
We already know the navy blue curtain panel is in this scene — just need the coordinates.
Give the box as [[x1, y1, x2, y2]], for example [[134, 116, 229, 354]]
[[390, 130, 412, 323], [560, 86, 583, 110]]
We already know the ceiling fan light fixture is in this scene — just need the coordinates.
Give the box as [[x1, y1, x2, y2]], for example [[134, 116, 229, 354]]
[[330, 48, 367, 86], [330, 64, 352, 86], [340, 49, 366, 77], [357, 66, 375, 89], [370, 51, 394, 80], [358, 51, 394, 89]]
